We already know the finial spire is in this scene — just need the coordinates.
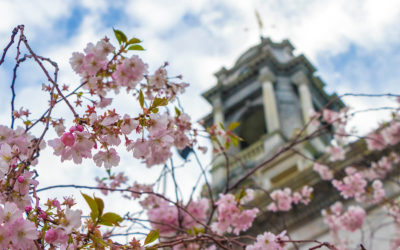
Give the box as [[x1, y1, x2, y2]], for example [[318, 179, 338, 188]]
[[255, 10, 264, 40]]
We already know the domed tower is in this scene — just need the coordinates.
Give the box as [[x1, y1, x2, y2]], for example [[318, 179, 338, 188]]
[[202, 37, 343, 193]]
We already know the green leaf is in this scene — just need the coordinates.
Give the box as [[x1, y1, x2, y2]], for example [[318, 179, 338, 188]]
[[144, 229, 159, 245], [224, 140, 230, 149], [175, 107, 181, 117], [139, 90, 144, 108], [231, 135, 239, 147], [94, 196, 104, 216], [151, 108, 159, 113], [90, 235, 109, 247], [127, 38, 141, 45], [235, 188, 246, 202], [113, 29, 127, 44], [152, 97, 168, 107], [81, 193, 98, 221], [228, 122, 240, 131], [219, 122, 225, 130], [127, 45, 144, 51], [100, 212, 123, 226], [98, 220, 113, 226]]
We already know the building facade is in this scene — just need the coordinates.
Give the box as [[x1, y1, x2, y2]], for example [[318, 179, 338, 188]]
[[201, 37, 396, 248]]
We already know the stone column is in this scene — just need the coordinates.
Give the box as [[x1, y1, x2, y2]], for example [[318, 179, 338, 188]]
[[291, 71, 314, 124], [258, 67, 280, 132], [211, 96, 225, 159], [212, 96, 224, 127]]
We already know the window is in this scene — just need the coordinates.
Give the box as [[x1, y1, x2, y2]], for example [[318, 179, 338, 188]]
[[239, 106, 267, 149]]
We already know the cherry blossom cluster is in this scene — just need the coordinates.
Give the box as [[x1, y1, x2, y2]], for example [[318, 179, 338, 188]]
[[211, 189, 259, 235], [331, 165, 388, 204], [45, 34, 195, 170], [322, 202, 366, 233], [313, 162, 334, 180], [141, 195, 209, 236], [267, 186, 313, 212], [95, 172, 129, 195]]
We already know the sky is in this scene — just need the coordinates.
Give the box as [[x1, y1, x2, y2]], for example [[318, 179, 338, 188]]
[[1, 0, 400, 239]]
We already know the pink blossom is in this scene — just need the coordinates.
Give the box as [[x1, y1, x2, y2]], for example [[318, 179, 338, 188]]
[[9, 217, 38, 249], [313, 163, 333, 180], [340, 206, 366, 232], [45, 228, 69, 245], [93, 148, 120, 169], [112, 55, 147, 89], [61, 208, 82, 234], [382, 122, 400, 145], [148, 67, 167, 88], [120, 114, 139, 135], [0, 202, 20, 223], [332, 168, 367, 201], [69, 52, 85, 74], [268, 188, 292, 212], [366, 132, 386, 151], [322, 109, 340, 124], [326, 146, 346, 162], [82, 52, 106, 76], [212, 193, 258, 235], [246, 231, 288, 250]]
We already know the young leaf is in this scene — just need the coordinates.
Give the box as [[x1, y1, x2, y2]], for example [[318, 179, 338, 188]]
[[127, 37, 141, 45], [231, 135, 239, 147], [235, 188, 246, 202], [151, 108, 159, 113], [81, 193, 99, 221], [144, 229, 159, 245], [139, 90, 144, 108], [94, 196, 104, 216], [228, 122, 240, 131], [128, 44, 144, 51], [113, 29, 127, 44], [101, 212, 123, 226], [219, 122, 225, 130], [90, 235, 109, 247], [152, 97, 168, 107], [175, 107, 181, 117]]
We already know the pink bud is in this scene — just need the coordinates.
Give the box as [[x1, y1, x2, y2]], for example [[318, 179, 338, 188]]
[[45, 228, 58, 243], [75, 124, 84, 132], [11, 164, 17, 168], [17, 176, 25, 183], [39, 210, 47, 219], [25, 206, 32, 213], [61, 132, 75, 147]]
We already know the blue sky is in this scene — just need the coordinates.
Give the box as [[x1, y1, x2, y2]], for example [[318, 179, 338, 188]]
[[1, 0, 400, 238]]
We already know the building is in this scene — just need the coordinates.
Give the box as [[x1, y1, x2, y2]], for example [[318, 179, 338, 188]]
[[201, 37, 397, 248]]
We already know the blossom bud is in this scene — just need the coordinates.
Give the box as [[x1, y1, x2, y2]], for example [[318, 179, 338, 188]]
[[61, 132, 75, 147], [17, 175, 25, 183], [45, 229, 58, 243], [25, 206, 32, 213], [39, 210, 47, 219], [75, 124, 84, 132]]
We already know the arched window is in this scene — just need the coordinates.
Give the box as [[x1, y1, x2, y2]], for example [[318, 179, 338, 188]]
[[239, 106, 267, 149]]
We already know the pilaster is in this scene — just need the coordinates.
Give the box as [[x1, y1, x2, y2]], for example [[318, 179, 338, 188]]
[[259, 67, 280, 132]]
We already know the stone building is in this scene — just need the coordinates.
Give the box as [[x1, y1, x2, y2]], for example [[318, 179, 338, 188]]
[[201, 37, 397, 248]]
